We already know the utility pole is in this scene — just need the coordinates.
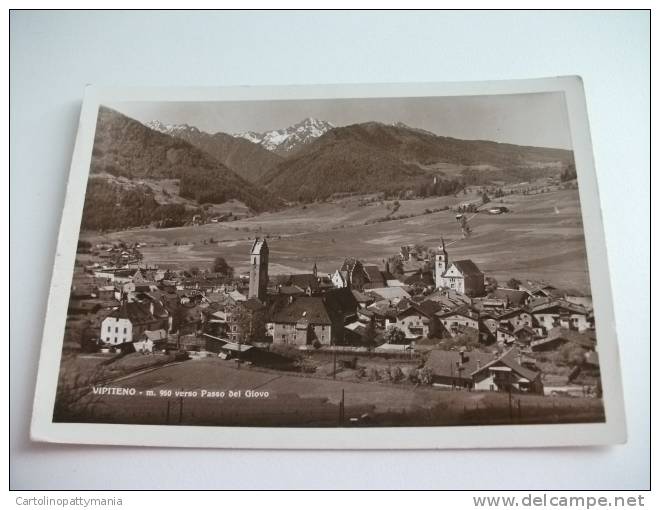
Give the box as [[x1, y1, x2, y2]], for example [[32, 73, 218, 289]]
[[332, 339, 337, 380], [338, 389, 345, 426], [508, 382, 513, 423]]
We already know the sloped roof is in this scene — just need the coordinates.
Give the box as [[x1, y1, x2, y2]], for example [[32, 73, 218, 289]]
[[323, 287, 359, 319], [436, 305, 479, 321], [497, 307, 530, 320], [425, 350, 496, 379], [144, 329, 168, 341], [106, 301, 156, 323], [529, 299, 588, 315], [450, 259, 483, 276], [491, 288, 529, 307], [242, 297, 266, 312], [543, 327, 596, 349], [287, 273, 319, 291], [340, 258, 362, 273], [351, 289, 374, 303], [403, 270, 435, 286], [485, 350, 541, 382], [270, 296, 332, 325], [363, 265, 385, 284], [416, 300, 444, 317], [368, 287, 411, 302]]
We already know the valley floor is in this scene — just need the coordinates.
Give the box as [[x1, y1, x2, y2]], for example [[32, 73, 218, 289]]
[[83, 187, 592, 293]]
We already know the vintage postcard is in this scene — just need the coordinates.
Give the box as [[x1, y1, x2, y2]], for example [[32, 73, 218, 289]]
[[31, 78, 626, 448]]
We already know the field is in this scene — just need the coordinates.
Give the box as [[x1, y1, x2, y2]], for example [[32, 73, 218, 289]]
[[59, 357, 605, 427], [83, 186, 592, 293]]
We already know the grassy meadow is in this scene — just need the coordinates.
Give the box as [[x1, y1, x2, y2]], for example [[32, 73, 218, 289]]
[[82, 187, 592, 293]]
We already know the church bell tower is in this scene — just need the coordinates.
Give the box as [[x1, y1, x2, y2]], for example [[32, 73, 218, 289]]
[[434, 237, 449, 289], [248, 238, 269, 302]]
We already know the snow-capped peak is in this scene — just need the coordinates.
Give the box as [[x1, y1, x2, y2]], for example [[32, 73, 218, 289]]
[[145, 120, 201, 135], [234, 117, 334, 154]]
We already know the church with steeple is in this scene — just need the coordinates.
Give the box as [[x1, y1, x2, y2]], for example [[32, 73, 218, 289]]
[[434, 237, 486, 297]]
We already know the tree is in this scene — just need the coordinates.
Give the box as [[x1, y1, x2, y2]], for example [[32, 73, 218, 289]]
[[211, 256, 234, 279], [481, 192, 490, 205], [362, 321, 377, 348], [383, 326, 406, 345], [387, 255, 404, 277], [560, 163, 577, 182], [234, 305, 266, 344], [560, 343, 586, 367], [484, 276, 498, 294], [507, 278, 522, 290]]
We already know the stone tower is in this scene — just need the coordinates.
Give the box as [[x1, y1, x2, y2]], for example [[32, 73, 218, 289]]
[[248, 237, 269, 302], [434, 237, 449, 289]]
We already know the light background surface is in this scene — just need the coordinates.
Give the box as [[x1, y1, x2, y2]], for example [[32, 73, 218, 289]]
[[9, 10, 649, 489]]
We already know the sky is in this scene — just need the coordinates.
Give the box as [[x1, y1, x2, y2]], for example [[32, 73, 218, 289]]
[[108, 91, 573, 150]]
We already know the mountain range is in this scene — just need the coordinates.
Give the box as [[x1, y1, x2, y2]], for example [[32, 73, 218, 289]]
[[87, 107, 281, 227], [146, 120, 283, 183], [258, 121, 574, 201], [234, 117, 335, 156], [83, 107, 574, 230]]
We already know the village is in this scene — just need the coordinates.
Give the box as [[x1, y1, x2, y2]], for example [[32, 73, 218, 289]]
[[62, 219, 602, 422]]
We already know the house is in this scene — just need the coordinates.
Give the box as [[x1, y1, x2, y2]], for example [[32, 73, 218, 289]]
[[279, 266, 334, 296], [269, 296, 332, 346], [436, 306, 480, 336], [478, 298, 508, 313], [351, 289, 375, 308], [496, 326, 517, 345], [362, 265, 386, 289], [391, 299, 441, 340], [434, 239, 485, 296], [96, 285, 116, 300], [530, 327, 597, 352], [400, 245, 420, 261], [520, 281, 562, 299], [472, 350, 544, 394], [332, 258, 368, 290], [133, 329, 168, 353], [362, 300, 398, 330], [529, 299, 592, 333], [100, 299, 170, 346], [424, 349, 497, 388], [497, 308, 535, 330], [332, 259, 386, 291], [403, 270, 435, 288], [490, 288, 530, 308], [513, 325, 537, 345], [322, 287, 359, 330]]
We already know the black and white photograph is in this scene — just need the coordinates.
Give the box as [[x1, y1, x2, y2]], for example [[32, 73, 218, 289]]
[[11, 7, 649, 494], [27, 79, 626, 447]]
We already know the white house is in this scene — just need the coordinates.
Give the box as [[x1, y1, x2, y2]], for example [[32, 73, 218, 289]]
[[100, 300, 170, 346]]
